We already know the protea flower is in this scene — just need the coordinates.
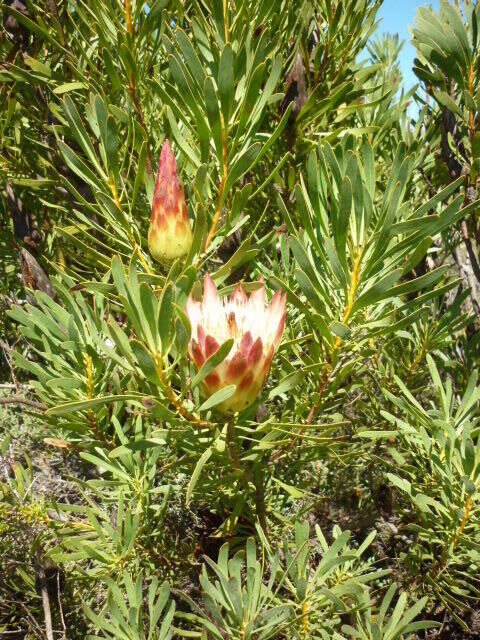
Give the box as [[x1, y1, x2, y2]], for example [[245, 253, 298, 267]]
[[148, 139, 193, 264], [185, 276, 287, 414]]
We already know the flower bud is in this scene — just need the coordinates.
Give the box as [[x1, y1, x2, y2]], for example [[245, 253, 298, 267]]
[[148, 140, 193, 264]]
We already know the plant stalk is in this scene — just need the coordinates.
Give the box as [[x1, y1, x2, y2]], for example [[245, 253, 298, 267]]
[[254, 462, 268, 534]]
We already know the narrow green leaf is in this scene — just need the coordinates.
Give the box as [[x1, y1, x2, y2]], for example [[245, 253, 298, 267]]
[[186, 447, 213, 504], [198, 385, 236, 412], [218, 44, 234, 123], [45, 394, 143, 416], [191, 339, 234, 387]]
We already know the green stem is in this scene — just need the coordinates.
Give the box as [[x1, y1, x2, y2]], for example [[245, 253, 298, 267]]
[[254, 462, 268, 535], [226, 418, 241, 470]]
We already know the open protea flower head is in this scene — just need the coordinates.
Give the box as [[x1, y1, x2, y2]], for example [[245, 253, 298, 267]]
[[185, 276, 287, 414], [148, 139, 193, 264]]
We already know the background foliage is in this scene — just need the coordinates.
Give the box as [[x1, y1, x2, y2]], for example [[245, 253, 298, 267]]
[[2, 0, 480, 638]]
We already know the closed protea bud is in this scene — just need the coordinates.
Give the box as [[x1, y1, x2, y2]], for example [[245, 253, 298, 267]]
[[185, 276, 287, 414], [148, 140, 193, 264]]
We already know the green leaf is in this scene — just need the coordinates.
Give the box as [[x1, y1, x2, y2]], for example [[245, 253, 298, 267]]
[[63, 96, 106, 179], [166, 106, 201, 168], [432, 89, 462, 116], [295, 269, 327, 315], [464, 439, 475, 476], [224, 144, 261, 198], [386, 473, 411, 496], [351, 269, 403, 313], [191, 339, 234, 387], [175, 29, 205, 89], [356, 430, 398, 440], [334, 177, 352, 268], [109, 439, 167, 458], [45, 394, 143, 416], [131, 341, 161, 385], [268, 371, 305, 400], [198, 385, 236, 412], [159, 282, 174, 355], [57, 141, 103, 192], [218, 44, 234, 123], [272, 477, 305, 499], [53, 82, 87, 94], [204, 77, 223, 164], [186, 447, 213, 505]]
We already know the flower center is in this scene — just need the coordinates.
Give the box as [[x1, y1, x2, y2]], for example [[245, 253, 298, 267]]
[[227, 311, 238, 338]]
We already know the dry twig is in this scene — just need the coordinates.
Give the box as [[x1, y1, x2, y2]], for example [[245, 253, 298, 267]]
[[0, 395, 44, 411]]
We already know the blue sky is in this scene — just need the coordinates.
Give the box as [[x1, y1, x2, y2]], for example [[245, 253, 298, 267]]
[[377, 0, 440, 91]]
